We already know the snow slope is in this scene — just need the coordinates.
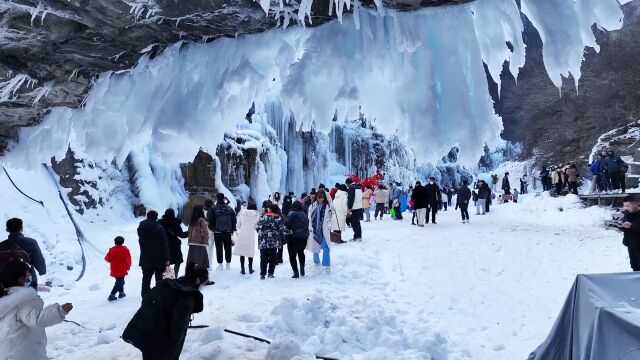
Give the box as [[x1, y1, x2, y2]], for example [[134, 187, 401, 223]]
[[0, 167, 628, 359]]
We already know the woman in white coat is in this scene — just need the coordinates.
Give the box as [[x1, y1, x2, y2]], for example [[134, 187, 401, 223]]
[[235, 202, 260, 275], [307, 190, 333, 271], [0, 259, 73, 360], [332, 185, 348, 235]]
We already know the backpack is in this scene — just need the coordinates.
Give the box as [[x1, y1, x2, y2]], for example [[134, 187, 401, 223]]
[[621, 163, 629, 174], [0, 240, 30, 272], [214, 206, 234, 232]]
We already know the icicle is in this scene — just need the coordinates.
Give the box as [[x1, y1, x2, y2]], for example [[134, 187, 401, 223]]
[[259, 0, 271, 15], [353, 0, 361, 30]]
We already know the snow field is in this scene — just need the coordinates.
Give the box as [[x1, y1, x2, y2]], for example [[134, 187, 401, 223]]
[[0, 168, 629, 359]]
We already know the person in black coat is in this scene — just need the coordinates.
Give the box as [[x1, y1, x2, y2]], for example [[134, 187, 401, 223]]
[[207, 193, 238, 268], [282, 194, 293, 217], [138, 211, 170, 298], [540, 167, 550, 191], [158, 209, 188, 277], [480, 181, 492, 213], [424, 177, 442, 224], [621, 196, 640, 271], [502, 172, 511, 195], [285, 201, 310, 278], [457, 180, 472, 223], [1, 218, 46, 290], [123, 263, 208, 360], [411, 181, 428, 227]]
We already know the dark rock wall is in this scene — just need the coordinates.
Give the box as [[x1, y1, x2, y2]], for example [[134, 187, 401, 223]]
[[494, 2, 640, 166], [50, 147, 101, 213]]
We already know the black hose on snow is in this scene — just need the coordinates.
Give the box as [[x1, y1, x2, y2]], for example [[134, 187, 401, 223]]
[[2, 166, 45, 207], [43, 164, 87, 281]]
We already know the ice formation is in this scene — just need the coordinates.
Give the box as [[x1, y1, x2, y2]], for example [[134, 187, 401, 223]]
[[4, 0, 628, 206], [520, 0, 624, 89], [127, 146, 188, 212]]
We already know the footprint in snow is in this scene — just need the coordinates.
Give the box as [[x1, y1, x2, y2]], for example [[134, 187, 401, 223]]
[[237, 313, 262, 323]]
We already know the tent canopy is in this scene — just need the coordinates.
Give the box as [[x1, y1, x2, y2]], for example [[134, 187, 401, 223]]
[[530, 272, 640, 360]]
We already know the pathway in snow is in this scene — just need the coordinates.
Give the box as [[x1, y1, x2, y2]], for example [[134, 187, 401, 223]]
[[37, 194, 628, 360]]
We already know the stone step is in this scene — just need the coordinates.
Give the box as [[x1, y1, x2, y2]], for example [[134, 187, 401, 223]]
[[634, 149, 640, 162], [631, 163, 640, 174], [627, 176, 640, 189]]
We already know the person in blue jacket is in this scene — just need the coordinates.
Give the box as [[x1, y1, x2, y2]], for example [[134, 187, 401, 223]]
[[390, 183, 403, 220], [589, 154, 602, 194]]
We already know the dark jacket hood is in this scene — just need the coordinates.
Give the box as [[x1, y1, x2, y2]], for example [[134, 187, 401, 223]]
[[167, 279, 204, 313]]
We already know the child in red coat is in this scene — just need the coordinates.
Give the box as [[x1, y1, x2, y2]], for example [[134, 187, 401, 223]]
[[105, 236, 132, 301]]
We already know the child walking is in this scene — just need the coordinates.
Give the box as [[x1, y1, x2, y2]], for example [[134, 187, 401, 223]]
[[105, 236, 132, 301]]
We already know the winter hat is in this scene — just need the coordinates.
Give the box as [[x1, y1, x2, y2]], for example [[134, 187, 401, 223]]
[[216, 193, 225, 202], [290, 201, 303, 212]]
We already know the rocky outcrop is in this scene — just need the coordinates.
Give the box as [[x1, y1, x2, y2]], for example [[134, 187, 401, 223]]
[[50, 147, 101, 214], [0, 0, 470, 154], [180, 150, 218, 221], [494, 2, 640, 166]]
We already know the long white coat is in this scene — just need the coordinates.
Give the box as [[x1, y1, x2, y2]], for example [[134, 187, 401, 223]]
[[0, 287, 67, 360], [234, 209, 260, 258], [307, 202, 332, 254], [332, 190, 348, 232]]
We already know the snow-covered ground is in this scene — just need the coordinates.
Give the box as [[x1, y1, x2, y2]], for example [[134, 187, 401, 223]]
[[0, 167, 630, 359]]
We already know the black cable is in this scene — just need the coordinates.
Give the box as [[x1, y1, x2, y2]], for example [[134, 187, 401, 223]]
[[221, 328, 340, 360], [223, 329, 271, 344], [43, 164, 87, 281], [64, 319, 89, 329], [2, 166, 45, 207]]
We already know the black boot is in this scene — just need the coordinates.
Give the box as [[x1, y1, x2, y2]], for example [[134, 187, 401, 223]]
[[292, 273, 299, 279]]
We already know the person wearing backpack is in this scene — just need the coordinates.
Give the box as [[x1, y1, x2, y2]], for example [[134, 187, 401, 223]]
[[207, 193, 237, 270], [122, 263, 208, 360], [603, 150, 627, 193], [285, 201, 309, 278], [0, 218, 46, 290]]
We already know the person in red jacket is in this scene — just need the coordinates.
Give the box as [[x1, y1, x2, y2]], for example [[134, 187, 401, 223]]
[[105, 236, 132, 301]]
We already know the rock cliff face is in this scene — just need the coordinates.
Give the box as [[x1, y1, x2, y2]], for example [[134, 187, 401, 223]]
[[0, 0, 470, 154], [494, 1, 640, 166]]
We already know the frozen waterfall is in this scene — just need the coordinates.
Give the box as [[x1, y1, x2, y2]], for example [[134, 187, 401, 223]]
[[3, 0, 627, 207]]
